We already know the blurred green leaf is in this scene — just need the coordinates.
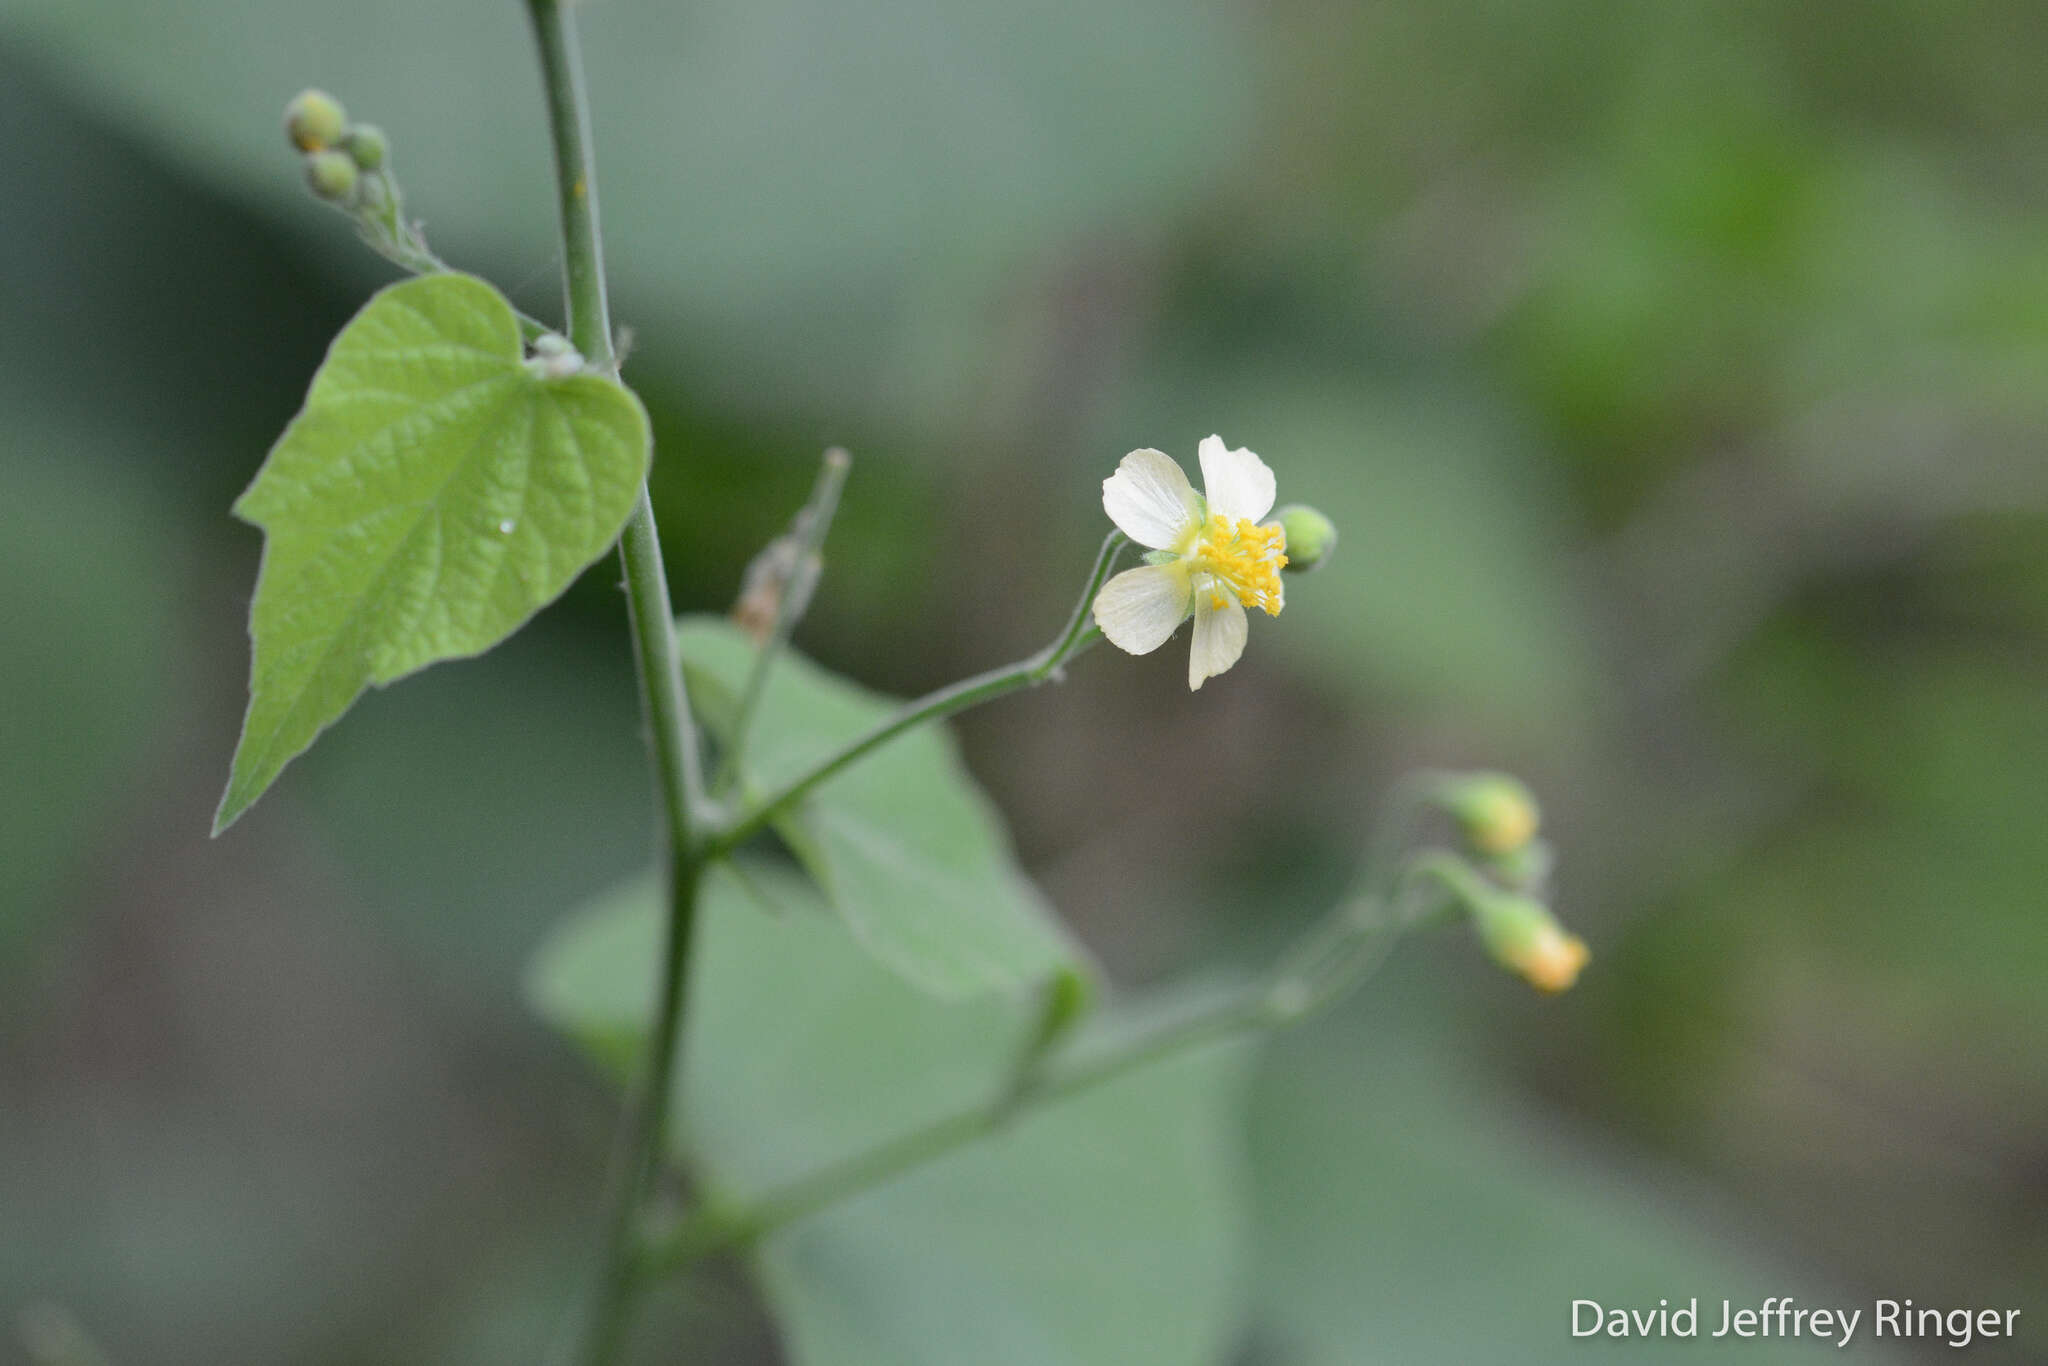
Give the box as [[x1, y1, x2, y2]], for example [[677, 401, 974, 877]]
[[295, 616, 654, 996], [0, 0, 1249, 420], [1276, 393, 1586, 727], [679, 617, 1088, 998], [529, 863, 1250, 1365], [525, 870, 667, 1081], [1245, 1012, 1893, 1365], [217, 273, 650, 830]]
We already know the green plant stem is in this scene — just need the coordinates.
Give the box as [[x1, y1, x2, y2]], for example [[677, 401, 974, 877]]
[[340, 169, 551, 340], [642, 989, 1268, 1277], [526, 2, 707, 1361], [652, 530, 1130, 1268], [639, 874, 1432, 1278], [526, 0, 705, 851], [581, 852, 701, 1366], [616, 493, 706, 852], [375, 249, 550, 341], [704, 530, 1126, 859]]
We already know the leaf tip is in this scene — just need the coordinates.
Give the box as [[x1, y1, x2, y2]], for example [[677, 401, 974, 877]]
[[210, 787, 248, 838], [211, 753, 270, 837]]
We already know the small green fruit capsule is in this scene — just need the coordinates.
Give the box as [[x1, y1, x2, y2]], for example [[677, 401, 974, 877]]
[[345, 123, 388, 171], [1442, 772, 1540, 856], [284, 89, 348, 152], [1274, 504, 1337, 573], [304, 149, 360, 201]]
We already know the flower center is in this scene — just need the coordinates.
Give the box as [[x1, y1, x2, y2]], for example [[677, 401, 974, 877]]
[[1192, 513, 1287, 615]]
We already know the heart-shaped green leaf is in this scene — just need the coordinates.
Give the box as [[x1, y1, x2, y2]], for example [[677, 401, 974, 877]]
[[528, 865, 1250, 1366], [678, 617, 1089, 998], [215, 274, 650, 832]]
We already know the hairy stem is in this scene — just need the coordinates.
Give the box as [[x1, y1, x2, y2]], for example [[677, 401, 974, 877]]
[[642, 989, 1269, 1277], [526, 2, 706, 1360], [639, 870, 1429, 1278], [361, 233, 551, 341], [704, 530, 1125, 858], [580, 852, 702, 1365], [336, 160, 550, 339]]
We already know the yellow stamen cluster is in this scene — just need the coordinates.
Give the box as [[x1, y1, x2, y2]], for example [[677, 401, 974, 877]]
[[1193, 513, 1287, 615]]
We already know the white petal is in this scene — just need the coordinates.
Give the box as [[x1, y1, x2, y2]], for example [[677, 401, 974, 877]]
[[1187, 588, 1248, 690], [1197, 435, 1276, 524], [1102, 448, 1201, 550], [1093, 564, 1191, 655]]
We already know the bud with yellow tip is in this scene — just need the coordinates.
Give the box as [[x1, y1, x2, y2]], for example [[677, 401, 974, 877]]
[[284, 89, 348, 152], [1468, 888, 1589, 993], [1441, 772, 1540, 856], [1521, 923, 1591, 992]]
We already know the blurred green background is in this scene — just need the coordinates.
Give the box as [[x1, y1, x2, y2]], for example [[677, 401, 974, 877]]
[[3, 0, 2044, 1361]]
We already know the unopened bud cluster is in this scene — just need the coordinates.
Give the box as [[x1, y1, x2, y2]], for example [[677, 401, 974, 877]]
[[285, 90, 390, 208], [1433, 772, 1589, 993]]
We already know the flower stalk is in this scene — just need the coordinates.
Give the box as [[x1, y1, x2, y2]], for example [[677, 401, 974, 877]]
[[639, 849, 1441, 1281], [701, 529, 1127, 860]]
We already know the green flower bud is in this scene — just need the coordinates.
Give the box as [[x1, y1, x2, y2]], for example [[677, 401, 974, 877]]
[[284, 89, 348, 152], [1468, 888, 1589, 994], [304, 149, 359, 202], [345, 123, 388, 171], [1274, 503, 1337, 573], [1441, 772, 1540, 857]]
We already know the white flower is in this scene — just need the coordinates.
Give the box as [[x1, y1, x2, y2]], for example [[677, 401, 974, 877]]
[[1093, 436, 1288, 689]]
